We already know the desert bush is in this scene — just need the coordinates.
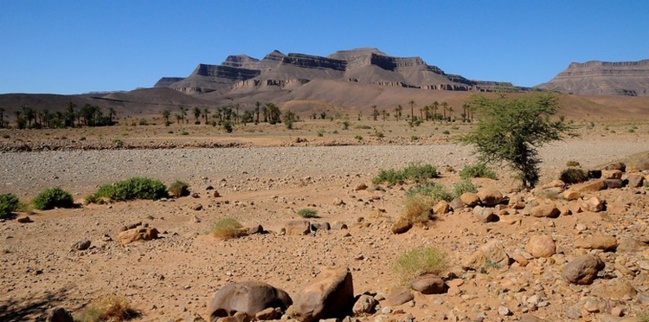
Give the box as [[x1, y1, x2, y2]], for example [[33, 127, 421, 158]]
[[0, 193, 19, 219], [342, 121, 350, 130], [222, 120, 233, 133], [402, 195, 433, 223], [560, 168, 588, 184], [77, 295, 139, 322], [407, 183, 453, 203], [371, 130, 384, 138], [210, 217, 245, 240], [373, 163, 439, 185], [442, 130, 450, 135], [180, 130, 189, 135], [393, 247, 448, 283], [639, 311, 649, 322], [113, 139, 123, 148], [355, 125, 372, 130], [452, 180, 477, 198], [459, 163, 497, 180], [297, 208, 318, 218], [566, 160, 581, 167], [410, 135, 419, 141], [32, 187, 74, 210], [168, 180, 190, 197], [87, 177, 168, 203], [355, 135, 363, 141]]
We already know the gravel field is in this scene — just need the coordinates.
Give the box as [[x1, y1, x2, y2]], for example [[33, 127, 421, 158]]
[[1, 138, 647, 196]]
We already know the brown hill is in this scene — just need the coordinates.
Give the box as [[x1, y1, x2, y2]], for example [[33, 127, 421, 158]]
[[537, 60, 649, 96]]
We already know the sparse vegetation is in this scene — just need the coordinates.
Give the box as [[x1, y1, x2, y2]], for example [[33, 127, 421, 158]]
[[354, 135, 363, 141], [452, 180, 477, 197], [402, 195, 433, 223], [410, 135, 419, 141], [373, 163, 439, 185], [393, 247, 448, 283], [168, 180, 190, 197], [342, 121, 350, 130], [0, 193, 19, 219], [210, 217, 245, 240], [297, 208, 318, 218], [86, 177, 168, 203], [32, 187, 74, 210], [77, 295, 139, 322], [560, 168, 588, 184], [639, 312, 649, 322], [442, 130, 450, 135], [406, 183, 453, 203], [222, 120, 233, 133], [459, 163, 498, 180], [113, 139, 123, 148], [566, 160, 581, 167]]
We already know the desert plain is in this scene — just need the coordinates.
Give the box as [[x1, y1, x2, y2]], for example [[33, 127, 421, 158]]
[[1, 119, 649, 322]]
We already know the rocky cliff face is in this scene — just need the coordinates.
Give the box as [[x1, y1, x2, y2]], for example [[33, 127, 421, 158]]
[[537, 60, 649, 96], [155, 48, 508, 95]]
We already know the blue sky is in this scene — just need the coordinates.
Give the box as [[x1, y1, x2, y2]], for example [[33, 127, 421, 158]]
[[1, 0, 648, 94]]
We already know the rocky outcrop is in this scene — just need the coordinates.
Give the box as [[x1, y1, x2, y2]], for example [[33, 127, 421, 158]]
[[537, 59, 649, 96], [209, 281, 292, 320]]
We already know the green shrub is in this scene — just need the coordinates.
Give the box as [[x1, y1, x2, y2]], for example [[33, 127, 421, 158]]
[[638, 311, 649, 322], [373, 163, 439, 185], [342, 121, 350, 130], [87, 177, 168, 203], [407, 183, 453, 203], [566, 160, 581, 167], [402, 195, 433, 223], [354, 135, 363, 141], [297, 208, 318, 218], [442, 130, 450, 135], [168, 180, 190, 197], [560, 168, 588, 184], [210, 217, 245, 240], [180, 130, 189, 135], [452, 180, 477, 198], [410, 135, 419, 141], [113, 139, 123, 148], [32, 187, 74, 210], [222, 121, 233, 133], [459, 163, 498, 180], [0, 193, 19, 219], [393, 247, 448, 283]]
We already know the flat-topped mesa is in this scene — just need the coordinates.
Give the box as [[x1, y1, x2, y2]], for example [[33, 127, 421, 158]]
[[154, 77, 185, 88], [221, 54, 260, 68], [282, 53, 347, 71], [537, 59, 649, 96]]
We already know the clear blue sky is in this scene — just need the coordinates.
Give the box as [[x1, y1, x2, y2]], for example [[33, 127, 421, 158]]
[[1, 0, 648, 94]]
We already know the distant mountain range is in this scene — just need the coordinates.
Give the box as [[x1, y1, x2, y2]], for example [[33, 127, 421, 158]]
[[1, 48, 648, 121]]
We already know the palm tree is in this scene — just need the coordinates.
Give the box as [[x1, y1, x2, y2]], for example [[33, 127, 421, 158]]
[[447, 106, 454, 122], [266, 103, 281, 124], [108, 108, 116, 125], [192, 107, 201, 124], [202, 108, 209, 124], [372, 105, 378, 121], [162, 110, 171, 124], [255, 101, 261, 124], [431, 101, 439, 122], [441, 101, 448, 123], [178, 105, 187, 124], [409, 100, 415, 121]]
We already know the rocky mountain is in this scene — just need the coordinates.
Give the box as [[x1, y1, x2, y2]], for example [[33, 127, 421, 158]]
[[154, 48, 516, 96], [537, 59, 649, 96]]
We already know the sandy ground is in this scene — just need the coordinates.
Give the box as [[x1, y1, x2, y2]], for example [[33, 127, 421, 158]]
[[1, 121, 649, 321]]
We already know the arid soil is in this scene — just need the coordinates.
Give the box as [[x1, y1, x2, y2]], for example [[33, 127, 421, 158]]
[[1, 121, 649, 321]]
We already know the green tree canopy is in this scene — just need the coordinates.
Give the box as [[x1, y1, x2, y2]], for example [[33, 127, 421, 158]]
[[459, 92, 576, 189]]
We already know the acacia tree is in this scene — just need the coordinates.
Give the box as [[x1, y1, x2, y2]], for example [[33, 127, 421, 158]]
[[459, 92, 575, 189]]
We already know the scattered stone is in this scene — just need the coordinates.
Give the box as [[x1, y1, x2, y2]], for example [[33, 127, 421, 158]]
[[460, 192, 480, 207], [390, 217, 412, 234], [449, 198, 465, 211], [410, 274, 447, 294], [72, 240, 91, 251], [192, 204, 203, 211], [387, 287, 413, 306], [574, 235, 618, 251], [497, 306, 511, 316], [601, 169, 623, 179], [463, 240, 510, 270], [530, 204, 560, 218], [433, 200, 450, 215], [247, 225, 264, 235], [520, 314, 548, 322], [562, 190, 581, 200], [293, 266, 354, 322], [605, 162, 626, 172], [477, 188, 503, 206], [627, 174, 645, 188], [572, 180, 606, 192], [118, 226, 159, 244], [331, 221, 348, 230], [355, 183, 368, 191], [16, 215, 32, 223], [213, 190, 221, 198], [562, 254, 604, 284], [332, 198, 345, 206], [472, 206, 497, 223], [255, 307, 281, 321], [209, 281, 292, 320], [582, 197, 605, 212], [526, 235, 556, 258], [46, 307, 73, 322], [191, 192, 200, 198], [604, 178, 624, 189], [591, 279, 636, 300], [283, 220, 311, 236], [352, 294, 377, 315]]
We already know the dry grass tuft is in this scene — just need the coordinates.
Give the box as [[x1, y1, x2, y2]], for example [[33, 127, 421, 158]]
[[393, 247, 448, 284], [402, 195, 433, 223], [210, 217, 245, 240], [77, 295, 139, 322]]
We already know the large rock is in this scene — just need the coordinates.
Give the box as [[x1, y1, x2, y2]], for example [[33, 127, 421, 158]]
[[627, 174, 645, 188], [472, 206, 498, 223], [409, 274, 447, 294], [386, 287, 413, 306], [352, 294, 377, 315], [530, 204, 560, 218], [432, 200, 450, 215], [463, 240, 510, 271], [477, 188, 503, 206], [283, 220, 311, 235], [460, 192, 480, 207], [562, 254, 604, 285], [525, 235, 556, 258], [605, 162, 626, 172], [604, 178, 624, 189], [591, 279, 636, 300], [582, 197, 605, 212], [209, 281, 292, 321], [562, 190, 582, 200], [390, 217, 412, 234], [118, 226, 159, 244], [601, 169, 623, 179], [293, 266, 354, 322], [572, 180, 606, 192], [574, 235, 618, 251]]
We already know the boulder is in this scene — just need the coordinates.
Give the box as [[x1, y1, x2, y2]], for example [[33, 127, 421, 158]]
[[574, 235, 618, 251], [604, 162, 626, 172], [72, 240, 91, 251], [459, 192, 480, 207], [562, 254, 604, 285], [386, 287, 413, 306], [46, 307, 74, 322], [352, 294, 377, 315], [390, 217, 412, 234], [283, 220, 311, 236], [627, 174, 645, 188], [409, 274, 447, 294], [525, 235, 556, 258], [209, 281, 292, 320], [604, 178, 624, 189], [530, 204, 560, 218], [463, 240, 510, 271], [477, 188, 503, 206], [118, 226, 159, 244], [562, 190, 582, 201], [255, 307, 281, 321], [542, 179, 565, 189], [293, 266, 354, 322], [591, 279, 637, 300], [582, 197, 605, 212], [601, 169, 623, 179], [449, 198, 465, 211], [472, 206, 498, 223], [432, 200, 450, 215], [572, 180, 606, 192]]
